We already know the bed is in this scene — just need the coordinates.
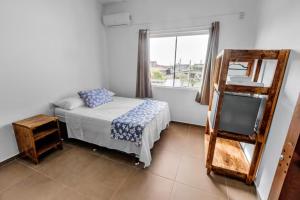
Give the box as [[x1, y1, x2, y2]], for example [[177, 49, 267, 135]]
[[54, 96, 170, 167]]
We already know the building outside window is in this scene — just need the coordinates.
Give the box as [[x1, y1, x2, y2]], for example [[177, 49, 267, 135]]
[[150, 31, 209, 88]]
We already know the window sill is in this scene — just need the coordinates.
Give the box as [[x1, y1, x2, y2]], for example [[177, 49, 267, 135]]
[[152, 85, 199, 91]]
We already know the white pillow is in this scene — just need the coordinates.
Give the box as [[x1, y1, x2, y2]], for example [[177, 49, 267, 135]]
[[53, 96, 84, 110]]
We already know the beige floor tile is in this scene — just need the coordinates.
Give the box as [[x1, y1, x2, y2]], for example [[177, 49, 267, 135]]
[[188, 125, 204, 131], [100, 148, 136, 166], [66, 140, 103, 157], [182, 126, 205, 159], [83, 157, 134, 188], [176, 156, 227, 198], [188, 126, 205, 141], [171, 182, 227, 200], [112, 171, 174, 200], [154, 126, 189, 154], [226, 178, 258, 200], [36, 147, 98, 186], [0, 161, 35, 193], [0, 172, 64, 200], [70, 157, 134, 199], [70, 178, 114, 200], [72, 182, 114, 200], [171, 123, 190, 132], [50, 186, 92, 200], [18, 142, 73, 170], [147, 149, 181, 180]]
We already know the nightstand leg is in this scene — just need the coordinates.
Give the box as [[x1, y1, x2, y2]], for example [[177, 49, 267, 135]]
[[34, 158, 39, 165]]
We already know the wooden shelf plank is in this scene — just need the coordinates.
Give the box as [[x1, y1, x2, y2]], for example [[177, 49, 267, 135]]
[[205, 134, 250, 175], [211, 165, 247, 181], [214, 83, 269, 95], [225, 84, 269, 95], [230, 49, 280, 60], [217, 131, 256, 144], [34, 128, 59, 141], [37, 141, 62, 156]]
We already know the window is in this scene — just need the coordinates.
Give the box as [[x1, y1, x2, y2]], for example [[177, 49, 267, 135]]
[[150, 32, 209, 88]]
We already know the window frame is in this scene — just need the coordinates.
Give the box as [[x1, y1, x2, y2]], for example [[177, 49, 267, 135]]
[[149, 29, 209, 90]]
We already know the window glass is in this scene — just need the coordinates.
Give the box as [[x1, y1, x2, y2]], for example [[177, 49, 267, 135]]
[[150, 33, 209, 88], [175, 34, 209, 87], [150, 37, 176, 87]]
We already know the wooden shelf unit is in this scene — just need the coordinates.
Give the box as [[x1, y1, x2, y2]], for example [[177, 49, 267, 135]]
[[13, 114, 63, 164], [205, 49, 290, 184]]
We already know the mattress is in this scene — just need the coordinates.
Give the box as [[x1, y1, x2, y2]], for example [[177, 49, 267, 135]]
[[54, 96, 144, 123], [54, 96, 170, 167]]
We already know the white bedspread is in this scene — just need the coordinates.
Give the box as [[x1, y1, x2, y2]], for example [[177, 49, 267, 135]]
[[54, 96, 170, 167]]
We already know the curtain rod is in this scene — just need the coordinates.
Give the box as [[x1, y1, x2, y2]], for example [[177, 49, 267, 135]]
[[149, 25, 210, 34], [130, 11, 244, 28], [131, 23, 210, 35]]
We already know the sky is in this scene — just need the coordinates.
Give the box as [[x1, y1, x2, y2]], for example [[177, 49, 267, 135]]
[[150, 34, 209, 66]]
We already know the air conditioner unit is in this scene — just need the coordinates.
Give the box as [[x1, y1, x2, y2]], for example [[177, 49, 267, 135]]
[[102, 12, 132, 27]]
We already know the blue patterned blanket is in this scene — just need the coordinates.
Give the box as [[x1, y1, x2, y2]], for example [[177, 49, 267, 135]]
[[111, 100, 166, 146]]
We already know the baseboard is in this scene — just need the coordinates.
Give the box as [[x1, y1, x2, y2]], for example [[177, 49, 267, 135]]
[[0, 153, 21, 167], [171, 120, 205, 128], [254, 181, 263, 200]]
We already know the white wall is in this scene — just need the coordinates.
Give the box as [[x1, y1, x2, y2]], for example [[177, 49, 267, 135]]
[[103, 0, 258, 125], [253, 0, 300, 199], [0, 0, 108, 162]]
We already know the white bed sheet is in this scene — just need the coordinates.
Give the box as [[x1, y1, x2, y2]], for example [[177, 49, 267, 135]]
[[54, 96, 170, 167]]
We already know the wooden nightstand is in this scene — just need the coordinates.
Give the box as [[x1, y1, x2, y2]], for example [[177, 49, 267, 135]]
[[12, 114, 63, 164]]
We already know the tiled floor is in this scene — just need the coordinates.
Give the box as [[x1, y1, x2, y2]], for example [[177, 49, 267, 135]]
[[0, 123, 259, 200]]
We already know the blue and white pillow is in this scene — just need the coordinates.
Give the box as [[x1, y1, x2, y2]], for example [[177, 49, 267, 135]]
[[102, 88, 115, 96], [78, 88, 113, 108]]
